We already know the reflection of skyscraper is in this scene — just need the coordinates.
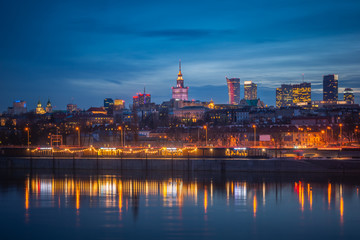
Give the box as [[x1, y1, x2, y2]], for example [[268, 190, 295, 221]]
[[172, 61, 189, 100], [293, 82, 311, 104], [244, 81, 257, 100], [323, 74, 338, 102], [226, 77, 240, 105], [344, 88, 354, 104]]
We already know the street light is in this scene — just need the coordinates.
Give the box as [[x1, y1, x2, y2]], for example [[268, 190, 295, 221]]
[[118, 126, 123, 147], [75, 127, 81, 147], [327, 126, 332, 144], [252, 125, 256, 147], [339, 123, 343, 146], [203, 125, 208, 146], [24, 127, 30, 149], [321, 130, 325, 146]]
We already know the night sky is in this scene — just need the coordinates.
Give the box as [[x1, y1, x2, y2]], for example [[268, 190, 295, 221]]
[[1, 0, 360, 111]]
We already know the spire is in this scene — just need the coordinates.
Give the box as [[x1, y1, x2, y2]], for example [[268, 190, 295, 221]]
[[177, 60, 183, 81]]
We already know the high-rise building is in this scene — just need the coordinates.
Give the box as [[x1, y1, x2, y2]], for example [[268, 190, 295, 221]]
[[104, 98, 114, 114], [244, 81, 257, 100], [344, 88, 355, 104], [226, 77, 240, 105], [276, 84, 293, 108], [323, 74, 338, 102], [114, 99, 125, 111], [293, 82, 311, 104], [172, 61, 189, 101], [133, 89, 151, 107], [46, 99, 52, 113], [276, 87, 283, 108]]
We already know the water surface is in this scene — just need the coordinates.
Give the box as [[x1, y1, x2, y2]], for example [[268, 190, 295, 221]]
[[0, 170, 359, 240]]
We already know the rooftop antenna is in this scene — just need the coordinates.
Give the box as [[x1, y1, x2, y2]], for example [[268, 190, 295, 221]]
[[179, 59, 181, 72]]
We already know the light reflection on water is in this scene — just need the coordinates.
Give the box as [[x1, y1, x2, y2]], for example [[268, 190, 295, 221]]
[[1, 173, 360, 240]]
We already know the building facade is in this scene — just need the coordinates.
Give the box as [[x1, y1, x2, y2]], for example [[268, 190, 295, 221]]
[[293, 82, 311, 105], [276, 84, 293, 108], [244, 81, 257, 100], [323, 74, 338, 102], [344, 88, 355, 104], [104, 98, 114, 114], [172, 61, 189, 100], [226, 77, 240, 105]]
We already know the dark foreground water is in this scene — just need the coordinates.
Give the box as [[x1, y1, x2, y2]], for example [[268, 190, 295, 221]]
[[0, 170, 360, 240]]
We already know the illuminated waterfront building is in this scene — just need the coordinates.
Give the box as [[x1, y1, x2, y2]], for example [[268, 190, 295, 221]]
[[323, 74, 338, 102], [172, 61, 189, 101], [276, 84, 293, 108], [244, 81, 257, 100], [35, 100, 46, 114], [104, 98, 114, 114], [344, 88, 355, 104], [293, 82, 311, 105], [226, 77, 240, 105], [46, 99, 52, 113]]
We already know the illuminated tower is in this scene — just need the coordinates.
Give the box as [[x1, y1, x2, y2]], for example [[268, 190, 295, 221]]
[[46, 99, 53, 113], [323, 74, 338, 102], [344, 88, 354, 104], [226, 77, 240, 105], [244, 81, 257, 100], [171, 60, 189, 100]]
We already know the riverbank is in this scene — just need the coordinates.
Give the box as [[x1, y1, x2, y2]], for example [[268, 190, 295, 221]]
[[1, 157, 360, 173]]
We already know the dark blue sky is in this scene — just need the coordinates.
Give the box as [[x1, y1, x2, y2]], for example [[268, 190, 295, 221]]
[[1, 0, 360, 111]]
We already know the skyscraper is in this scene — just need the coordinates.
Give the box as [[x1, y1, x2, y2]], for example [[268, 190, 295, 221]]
[[276, 84, 293, 108], [114, 99, 125, 111], [172, 61, 189, 101], [344, 88, 355, 104], [244, 81, 257, 100], [226, 77, 240, 105], [133, 89, 151, 107], [276, 87, 283, 108], [323, 74, 338, 102], [293, 82, 311, 104], [104, 98, 114, 114]]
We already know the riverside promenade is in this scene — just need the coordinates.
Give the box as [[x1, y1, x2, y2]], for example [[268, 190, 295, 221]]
[[1, 157, 360, 173]]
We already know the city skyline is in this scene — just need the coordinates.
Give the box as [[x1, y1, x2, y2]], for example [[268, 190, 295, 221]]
[[1, 1, 360, 111]]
